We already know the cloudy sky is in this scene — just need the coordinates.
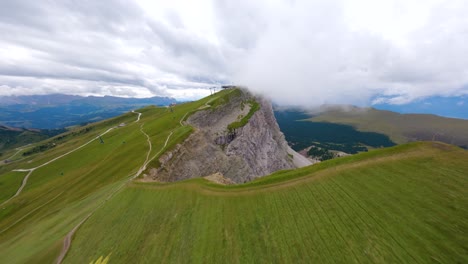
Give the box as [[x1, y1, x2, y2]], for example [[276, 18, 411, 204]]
[[1, 0, 467, 106]]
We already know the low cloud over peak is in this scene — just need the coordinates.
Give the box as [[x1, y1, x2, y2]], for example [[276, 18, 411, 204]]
[[1, 0, 467, 105]]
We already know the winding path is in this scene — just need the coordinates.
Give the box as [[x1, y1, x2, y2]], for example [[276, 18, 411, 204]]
[[2, 108, 146, 206], [56, 109, 183, 263], [0, 127, 116, 207], [132, 110, 142, 122], [5, 146, 28, 161], [0, 170, 33, 207]]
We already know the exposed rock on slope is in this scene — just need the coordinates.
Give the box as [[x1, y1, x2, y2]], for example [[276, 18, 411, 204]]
[[146, 89, 296, 183]]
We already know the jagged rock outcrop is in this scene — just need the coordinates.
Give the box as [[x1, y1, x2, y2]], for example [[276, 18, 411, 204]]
[[146, 89, 296, 183]]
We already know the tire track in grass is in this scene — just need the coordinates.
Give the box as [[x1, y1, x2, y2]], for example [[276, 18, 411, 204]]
[[343, 172, 425, 256], [272, 190, 309, 262], [340, 167, 463, 262], [320, 176, 386, 258], [324, 176, 391, 262], [359, 167, 455, 253], [250, 196, 272, 263], [302, 181, 350, 263], [220, 199, 240, 263], [294, 185, 337, 263], [275, 190, 310, 262], [235, 199, 252, 261], [235, 197, 257, 263], [260, 193, 286, 263], [289, 186, 329, 263], [55, 212, 93, 264], [329, 175, 421, 264], [211, 198, 228, 263], [170, 193, 196, 263], [268, 192, 292, 262], [295, 182, 338, 258], [159, 192, 184, 262], [190, 195, 211, 262], [0, 191, 65, 234], [333, 175, 419, 262], [285, 188, 320, 262], [313, 180, 362, 263], [254, 195, 280, 263], [319, 176, 390, 263], [135, 190, 167, 263]]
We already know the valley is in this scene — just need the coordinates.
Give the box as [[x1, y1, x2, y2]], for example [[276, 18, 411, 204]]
[[275, 107, 468, 162]]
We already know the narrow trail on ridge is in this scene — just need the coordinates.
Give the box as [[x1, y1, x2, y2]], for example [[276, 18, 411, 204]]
[[57, 107, 188, 264], [5, 146, 28, 161], [1, 127, 116, 207]]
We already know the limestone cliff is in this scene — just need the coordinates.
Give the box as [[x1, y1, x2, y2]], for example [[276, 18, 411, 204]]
[[146, 89, 296, 183]]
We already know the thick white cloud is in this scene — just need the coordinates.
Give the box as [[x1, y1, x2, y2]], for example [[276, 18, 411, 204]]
[[227, 0, 468, 106], [0, 0, 467, 104], [0, 0, 225, 99]]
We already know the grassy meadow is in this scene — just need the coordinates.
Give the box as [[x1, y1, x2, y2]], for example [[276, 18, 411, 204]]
[[0, 90, 227, 263], [0, 88, 466, 263], [66, 142, 468, 264]]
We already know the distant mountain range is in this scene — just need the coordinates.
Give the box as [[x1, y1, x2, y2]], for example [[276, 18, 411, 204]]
[[0, 94, 176, 129]]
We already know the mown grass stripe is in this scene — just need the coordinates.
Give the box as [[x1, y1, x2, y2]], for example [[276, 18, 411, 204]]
[[274, 190, 311, 262], [345, 165, 468, 262], [324, 175, 398, 263], [331, 170, 424, 263], [291, 186, 332, 263], [314, 177, 364, 263], [301, 181, 349, 263]]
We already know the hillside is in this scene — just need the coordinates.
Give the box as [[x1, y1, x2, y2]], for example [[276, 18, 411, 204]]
[[310, 106, 468, 148], [0, 126, 65, 158], [144, 88, 296, 183], [0, 90, 467, 263], [66, 142, 468, 264]]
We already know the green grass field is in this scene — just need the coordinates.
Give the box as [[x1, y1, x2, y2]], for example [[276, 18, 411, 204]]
[[0, 89, 467, 263], [64, 142, 468, 263], [0, 90, 226, 263]]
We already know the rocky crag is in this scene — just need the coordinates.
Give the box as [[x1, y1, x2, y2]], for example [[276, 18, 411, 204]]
[[145, 88, 302, 183]]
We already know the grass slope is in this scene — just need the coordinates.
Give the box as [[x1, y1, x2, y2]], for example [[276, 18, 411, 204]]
[[0, 90, 229, 264], [0, 126, 65, 156], [0, 89, 466, 263], [65, 142, 468, 263]]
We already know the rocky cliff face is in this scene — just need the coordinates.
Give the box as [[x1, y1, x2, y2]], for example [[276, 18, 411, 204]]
[[146, 89, 295, 183]]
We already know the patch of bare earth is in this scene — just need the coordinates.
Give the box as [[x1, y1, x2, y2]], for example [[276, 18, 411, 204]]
[[204, 172, 235, 185]]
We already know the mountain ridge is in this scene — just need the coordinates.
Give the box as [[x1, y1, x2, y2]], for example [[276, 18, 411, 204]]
[[143, 88, 299, 183]]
